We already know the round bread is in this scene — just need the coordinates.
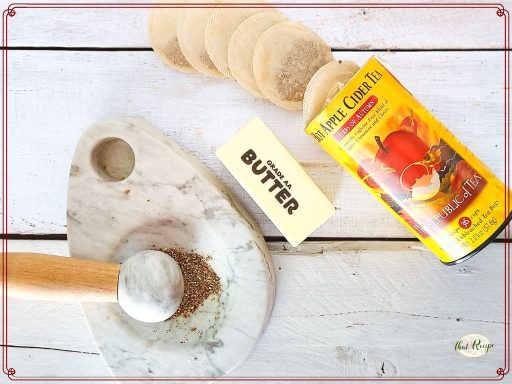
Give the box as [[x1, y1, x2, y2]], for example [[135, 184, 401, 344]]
[[303, 60, 360, 126], [177, 7, 224, 77], [228, 11, 287, 97], [205, 7, 263, 78], [148, 8, 197, 73], [253, 21, 333, 110]]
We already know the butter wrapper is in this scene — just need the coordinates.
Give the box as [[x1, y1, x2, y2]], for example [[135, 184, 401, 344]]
[[216, 117, 334, 247]]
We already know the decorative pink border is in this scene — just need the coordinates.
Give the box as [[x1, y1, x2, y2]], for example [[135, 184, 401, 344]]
[[1, 2, 509, 381]]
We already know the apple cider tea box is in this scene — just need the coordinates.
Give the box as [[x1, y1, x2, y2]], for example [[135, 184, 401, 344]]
[[306, 56, 511, 264]]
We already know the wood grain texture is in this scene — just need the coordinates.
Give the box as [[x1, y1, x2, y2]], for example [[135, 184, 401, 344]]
[[6, 50, 507, 237], [4, 240, 506, 379], [3, 3, 508, 381], [5, 4, 503, 49], [5, 253, 119, 302]]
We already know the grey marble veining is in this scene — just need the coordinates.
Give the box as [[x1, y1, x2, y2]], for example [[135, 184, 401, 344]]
[[67, 117, 275, 378]]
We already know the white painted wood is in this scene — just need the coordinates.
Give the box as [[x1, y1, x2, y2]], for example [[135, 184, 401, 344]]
[[4, 239, 506, 380], [6, 50, 507, 238], [5, 1, 504, 49], [3, 1, 508, 381]]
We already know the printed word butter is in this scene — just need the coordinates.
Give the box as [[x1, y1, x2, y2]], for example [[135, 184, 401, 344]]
[[217, 118, 334, 247]]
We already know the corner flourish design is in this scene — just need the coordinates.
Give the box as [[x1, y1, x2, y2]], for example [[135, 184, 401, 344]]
[[497, 5, 505, 17]]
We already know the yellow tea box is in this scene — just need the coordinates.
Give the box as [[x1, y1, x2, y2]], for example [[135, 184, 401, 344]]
[[306, 56, 511, 264]]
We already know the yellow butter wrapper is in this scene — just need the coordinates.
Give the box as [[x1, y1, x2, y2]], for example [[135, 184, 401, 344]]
[[217, 118, 335, 247], [306, 56, 511, 264]]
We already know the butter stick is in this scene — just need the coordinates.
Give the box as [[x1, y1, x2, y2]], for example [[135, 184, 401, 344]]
[[216, 117, 334, 247]]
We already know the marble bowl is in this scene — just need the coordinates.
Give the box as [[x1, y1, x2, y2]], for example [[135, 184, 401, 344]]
[[67, 117, 274, 377]]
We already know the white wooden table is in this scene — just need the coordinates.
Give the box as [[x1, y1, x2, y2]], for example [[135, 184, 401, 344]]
[[3, 0, 510, 381]]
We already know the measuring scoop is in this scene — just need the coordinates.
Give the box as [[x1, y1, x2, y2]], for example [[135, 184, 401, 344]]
[[5, 250, 184, 323]]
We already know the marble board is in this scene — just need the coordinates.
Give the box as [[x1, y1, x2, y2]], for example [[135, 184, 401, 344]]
[[66, 117, 275, 378]]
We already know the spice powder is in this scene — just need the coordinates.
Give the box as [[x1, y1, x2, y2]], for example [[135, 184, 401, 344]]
[[159, 248, 221, 319]]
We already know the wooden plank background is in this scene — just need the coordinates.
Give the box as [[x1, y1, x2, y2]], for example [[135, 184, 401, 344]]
[[3, 1, 509, 381], [7, 50, 505, 237], [7, 6, 502, 49], [6, 240, 507, 379]]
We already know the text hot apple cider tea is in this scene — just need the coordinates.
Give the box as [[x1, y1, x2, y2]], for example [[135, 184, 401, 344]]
[[306, 56, 511, 264]]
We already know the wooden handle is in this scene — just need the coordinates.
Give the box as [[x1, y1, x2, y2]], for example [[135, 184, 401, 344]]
[[2, 253, 120, 303]]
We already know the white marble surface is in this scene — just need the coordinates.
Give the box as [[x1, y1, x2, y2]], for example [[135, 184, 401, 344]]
[[66, 117, 275, 378], [118, 250, 184, 323]]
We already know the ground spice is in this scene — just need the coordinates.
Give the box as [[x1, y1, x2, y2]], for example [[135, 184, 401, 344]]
[[159, 248, 221, 319]]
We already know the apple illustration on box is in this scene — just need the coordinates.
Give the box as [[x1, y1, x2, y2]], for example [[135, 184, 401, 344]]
[[375, 131, 441, 201], [357, 118, 443, 202]]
